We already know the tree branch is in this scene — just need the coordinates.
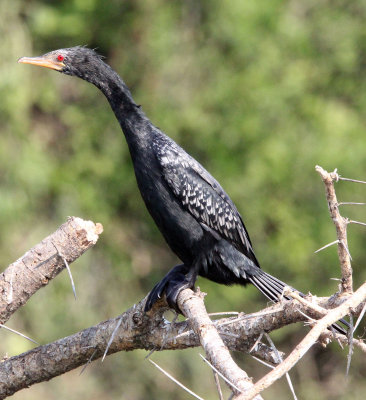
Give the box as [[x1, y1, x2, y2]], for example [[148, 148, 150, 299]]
[[0, 217, 103, 325], [236, 281, 366, 400], [177, 288, 263, 399], [315, 166, 353, 293], [3, 284, 360, 399], [1, 165, 364, 399]]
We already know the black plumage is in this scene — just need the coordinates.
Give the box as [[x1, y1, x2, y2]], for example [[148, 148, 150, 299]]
[[19, 47, 347, 333]]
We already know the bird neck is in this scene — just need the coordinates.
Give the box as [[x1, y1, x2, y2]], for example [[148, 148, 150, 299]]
[[86, 63, 150, 148]]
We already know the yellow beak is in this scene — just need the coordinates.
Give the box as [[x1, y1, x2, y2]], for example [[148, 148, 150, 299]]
[[18, 56, 65, 71]]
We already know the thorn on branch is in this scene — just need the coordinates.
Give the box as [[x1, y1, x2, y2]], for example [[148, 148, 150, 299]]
[[213, 370, 224, 400], [346, 315, 354, 376], [264, 333, 298, 400], [0, 323, 39, 345], [338, 176, 366, 185], [314, 240, 339, 254], [149, 359, 204, 400], [251, 356, 275, 369], [53, 244, 77, 300], [338, 202, 366, 206], [354, 302, 366, 333], [340, 240, 352, 261], [79, 349, 98, 375], [349, 220, 366, 228], [102, 316, 122, 362], [199, 354, 242, 394]]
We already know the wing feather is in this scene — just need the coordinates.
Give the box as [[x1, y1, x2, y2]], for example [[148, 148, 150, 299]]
[[153, 136, 257, 264]]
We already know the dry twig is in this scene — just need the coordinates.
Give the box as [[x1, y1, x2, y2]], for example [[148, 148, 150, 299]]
[[235, 281, 366, 400], [315, 166, 353, 293], [177, 289, 263, 399]]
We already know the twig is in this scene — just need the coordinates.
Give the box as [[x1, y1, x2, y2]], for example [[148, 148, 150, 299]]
[[296, 309, 316, 324], [321, 330, 366, 354], [315, 166, 353, 293], [149, 359, 204, 400], [177, 289, 263, 399], [209, 312, 240, 317], [284, 290, 326, 317], [1, 287, 362, 398], [235, 281, 366, 400]]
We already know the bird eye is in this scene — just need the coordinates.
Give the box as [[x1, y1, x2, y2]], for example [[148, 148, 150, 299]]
[[57, 54, 64, 62]]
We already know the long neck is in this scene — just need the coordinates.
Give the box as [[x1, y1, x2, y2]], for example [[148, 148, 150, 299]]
[[83, 62, 151, 150]]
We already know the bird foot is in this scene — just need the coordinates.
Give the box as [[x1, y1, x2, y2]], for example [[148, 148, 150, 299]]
[[144, 264, 192, 313]]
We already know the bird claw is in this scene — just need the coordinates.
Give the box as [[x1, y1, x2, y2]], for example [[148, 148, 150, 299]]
[[144, 264, 191, 312]]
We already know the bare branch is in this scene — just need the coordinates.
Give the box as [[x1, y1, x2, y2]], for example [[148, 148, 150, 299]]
[[235, 281, 366, 400], [315, 166, 353, 293], [1, 282, 364, 398], [177, 289, 263, 399], [0, 217, 103, 325], [0, 292, 289, 399]]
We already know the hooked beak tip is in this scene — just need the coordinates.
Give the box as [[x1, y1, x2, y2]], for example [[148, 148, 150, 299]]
[[17, 56, 64, 71]]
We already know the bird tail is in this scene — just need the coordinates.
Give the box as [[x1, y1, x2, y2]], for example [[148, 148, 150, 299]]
[[248, 269, 349, 335]]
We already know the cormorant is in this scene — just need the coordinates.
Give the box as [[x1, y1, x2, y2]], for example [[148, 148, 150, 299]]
[[18, 47, 347, 333]]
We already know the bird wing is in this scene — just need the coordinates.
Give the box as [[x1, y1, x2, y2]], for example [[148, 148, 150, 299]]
[[153, 135, 257, 262]]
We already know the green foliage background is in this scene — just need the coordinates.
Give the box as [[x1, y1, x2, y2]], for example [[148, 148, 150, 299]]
[[1, 1, 366, 399]]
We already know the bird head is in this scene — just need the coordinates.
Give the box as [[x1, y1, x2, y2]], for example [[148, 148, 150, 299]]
[[18, 46, 106, 81]]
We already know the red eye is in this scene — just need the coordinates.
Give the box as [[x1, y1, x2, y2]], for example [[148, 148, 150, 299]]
[[57, 54, 64, 62]]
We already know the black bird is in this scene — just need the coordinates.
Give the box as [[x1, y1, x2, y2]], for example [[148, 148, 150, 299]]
[[19, 47, 347, 333]]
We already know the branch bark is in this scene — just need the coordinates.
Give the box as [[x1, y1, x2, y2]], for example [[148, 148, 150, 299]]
[[316, 166, 353, 293], [1, 165, 364, 399], [0, 217, 103, 325], [2, 286, 360, 399], [236, 281, 366, 400], [177, 288, 263, 399]]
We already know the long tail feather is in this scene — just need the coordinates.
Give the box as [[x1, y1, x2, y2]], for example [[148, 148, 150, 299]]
[[248, 269, 349, 335]]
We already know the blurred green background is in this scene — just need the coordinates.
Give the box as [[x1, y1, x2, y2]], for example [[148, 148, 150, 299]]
[[1, 0, 366, 399]]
